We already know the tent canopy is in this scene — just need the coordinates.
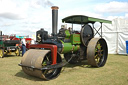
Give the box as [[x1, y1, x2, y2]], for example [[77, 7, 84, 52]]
[[62, 15, 112, 24]]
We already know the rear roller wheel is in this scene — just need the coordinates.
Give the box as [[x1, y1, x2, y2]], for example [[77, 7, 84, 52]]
[[21, 49, 62, 80], [87, 38, 108, 67], [0, 49, 4, 58]]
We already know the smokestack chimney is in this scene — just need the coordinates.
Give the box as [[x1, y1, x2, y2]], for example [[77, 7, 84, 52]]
[[51, 6, 59, 36]]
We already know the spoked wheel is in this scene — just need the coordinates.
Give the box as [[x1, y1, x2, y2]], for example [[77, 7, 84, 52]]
[[64, 52, 80, 64], [87, 38, 108, 67], [15, 47, 20, 56], [42, 52, 62, 80], [21, 49, 62, 80], [0, 49, 4, 58]]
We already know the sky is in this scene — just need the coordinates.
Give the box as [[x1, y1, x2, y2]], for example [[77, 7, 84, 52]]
[[0, 0, 128, 39]]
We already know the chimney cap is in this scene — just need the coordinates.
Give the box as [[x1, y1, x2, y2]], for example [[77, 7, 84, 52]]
[[51, 6, 59, 10]]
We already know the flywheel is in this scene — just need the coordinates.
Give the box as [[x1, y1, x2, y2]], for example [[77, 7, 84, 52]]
[[81, 24, 94, 46]]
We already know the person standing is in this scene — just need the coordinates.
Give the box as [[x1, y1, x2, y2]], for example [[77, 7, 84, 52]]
[[21, 38, 26, 56], [31, 39, 36, 44]]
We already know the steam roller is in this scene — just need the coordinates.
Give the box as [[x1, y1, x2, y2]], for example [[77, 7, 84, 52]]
[[19, 6, 112, 80]]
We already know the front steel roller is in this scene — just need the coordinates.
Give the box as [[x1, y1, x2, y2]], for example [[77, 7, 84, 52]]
[[21, 49, 62, 80], [87, 38, 108, 67]]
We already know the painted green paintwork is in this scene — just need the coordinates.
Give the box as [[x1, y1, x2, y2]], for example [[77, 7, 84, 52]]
[[70, 34, 81, 44], [0, 40, 16, 48], [60, 41, 80, 54], [65, 30, 70, 38], [0, 41, 3, 45], [0, 41, 4, 47], [62, 15, 112, 24], [60, 30, 81, 53]]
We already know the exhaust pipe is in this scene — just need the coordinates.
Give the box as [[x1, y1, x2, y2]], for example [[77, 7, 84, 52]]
[[51, 6, 59, 36]]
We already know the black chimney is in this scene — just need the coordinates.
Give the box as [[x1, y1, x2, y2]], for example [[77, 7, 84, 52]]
[[51, 6, 59, 36]]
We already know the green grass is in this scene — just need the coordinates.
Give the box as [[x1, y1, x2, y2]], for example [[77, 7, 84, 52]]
[[0, 54, 128, 85]]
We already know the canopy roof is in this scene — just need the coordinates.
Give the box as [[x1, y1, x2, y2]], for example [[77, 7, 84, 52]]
[[62, 15, 112, 24]]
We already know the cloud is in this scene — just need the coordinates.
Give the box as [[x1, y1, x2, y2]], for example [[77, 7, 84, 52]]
[[58, 8, 104, 24], [106, 13, 128, 20], [1, 0, 128, 38], [30, 0, 53, 8], [125, 13, 128, 18], [0, 13, 26, 20], [0, 0, 54, 36], [37, 0, 53, 7], [0, 22, 14, 27], [95, 1, 128, 13], [0, 0, 53, 20], [0, 0, 28, 19], [107, 16, 123, 20]]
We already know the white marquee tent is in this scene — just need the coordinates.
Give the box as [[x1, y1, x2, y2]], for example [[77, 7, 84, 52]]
[[102, 18, 128, 54]]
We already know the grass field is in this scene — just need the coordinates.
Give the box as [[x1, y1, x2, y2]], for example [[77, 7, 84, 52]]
[[0, 54, 128, 85]]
